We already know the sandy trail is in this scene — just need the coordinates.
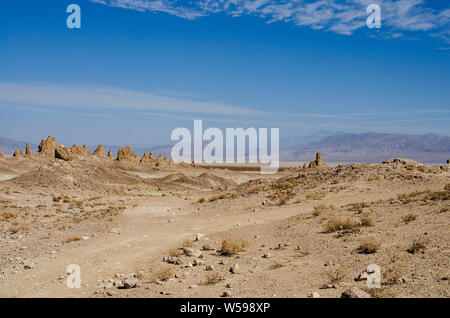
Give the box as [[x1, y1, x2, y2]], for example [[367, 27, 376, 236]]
[[0, 185, 399, 298]]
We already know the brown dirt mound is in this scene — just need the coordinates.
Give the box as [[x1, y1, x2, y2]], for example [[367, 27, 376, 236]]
[[7, 161, 144, 191], [155, 172, 236, 189]]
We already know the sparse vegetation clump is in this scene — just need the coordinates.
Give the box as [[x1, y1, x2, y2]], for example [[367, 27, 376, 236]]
[[151, 264, 176, 281], [324, 216, 359, 233], [267, 178, 299, 205], [357, 240, 381, 254], [169, 248, 183, 257], [326, 268, 346, 285], [204, 271, 225, 285], [305, 191, 326, 201], [407, 239, 427, 254], [346, 202, 370, 213], [360, 216, 374, 227], [219, 238, 249, 256], [182, 239, 193, 248], [402, 213, 418, 224], [312, 204, 326, 217]]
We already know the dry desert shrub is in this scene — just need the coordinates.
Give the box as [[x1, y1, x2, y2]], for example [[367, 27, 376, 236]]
[[367, 175, 380, 181], [151, 264, 176, 281], [324, 216, 359, 233], [346, 202, 370, 213], [445, 183, 450, 191], [219, 238, 249, 256], [182, 239, 194, 248], [268, 179, 299, 205], [407, 239, 427, 254], [312, 204, 327, 217], [169, 248, 183, 257], [357, 240, 381, 254], [402, 213, 417, 224], [305, 191, 326, 200], [204, 271, 225, 285], [326, 267, 346, 285], [360, 216, 374, 227], [269, 188, 295, 205]]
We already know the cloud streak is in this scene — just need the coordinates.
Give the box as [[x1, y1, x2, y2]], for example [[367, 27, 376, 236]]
[[0, 81, 265, 116], [90, 0, 450, 40]]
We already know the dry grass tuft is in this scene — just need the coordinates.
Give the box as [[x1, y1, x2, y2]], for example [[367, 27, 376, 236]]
[[204, 271, 225, 285], [305, 191, 326, 200], [324, 216, 359, 233], [182, 239, 193, 248], [326, 268, 346, 284], [407, 239, 427, 254], [357, 240, 381, 254], [219, 238, 249, 256], [402, 213, 418, 224], [151, 264, 176, 281], [169, 248, 183, 257], [360, 216, 374, 227], [312, 204, 327, 217]]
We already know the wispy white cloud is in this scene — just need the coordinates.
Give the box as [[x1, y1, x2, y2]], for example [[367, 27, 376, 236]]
[[0, 82, 265, 116], [90, 0, 450, 40]]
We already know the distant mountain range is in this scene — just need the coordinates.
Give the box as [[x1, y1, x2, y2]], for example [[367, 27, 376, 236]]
[[0, 137, 38, 155], [281, 132, 450, 163], [1, 132, 449, 164]]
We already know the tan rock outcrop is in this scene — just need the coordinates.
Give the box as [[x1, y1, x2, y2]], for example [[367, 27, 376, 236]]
[[116, 145, 139, 161], [93, 145, 107, 157], [140, 152, 154, 163], [13, 149, 21, 158], [25, 143, 31, 156], [0, 152, 4, 159], [71, 144, 87, 157], [55, 145, 75, 161], [108, 150, 113, 159], [38, 136, 57, 156], [308, 152, 325, 168]]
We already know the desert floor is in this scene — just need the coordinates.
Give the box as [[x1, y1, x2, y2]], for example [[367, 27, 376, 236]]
[[0, 155, 448, 298]]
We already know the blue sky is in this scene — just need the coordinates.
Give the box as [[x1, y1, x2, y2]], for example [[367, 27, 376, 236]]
[[0, 0, 449, 146]]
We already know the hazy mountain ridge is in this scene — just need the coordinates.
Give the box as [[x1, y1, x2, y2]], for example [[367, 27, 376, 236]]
[[1, 133, 449, 163], [282, 132, 450, 163]]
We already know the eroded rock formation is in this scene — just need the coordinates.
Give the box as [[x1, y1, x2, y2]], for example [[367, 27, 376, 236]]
[[38, 136, 57, 156], [117, 145, 139, 161], [93, 145, 107, 157]]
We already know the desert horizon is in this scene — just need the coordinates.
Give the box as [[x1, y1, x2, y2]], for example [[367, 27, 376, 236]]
[[1, 0, 449, 307]]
